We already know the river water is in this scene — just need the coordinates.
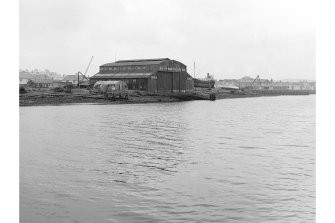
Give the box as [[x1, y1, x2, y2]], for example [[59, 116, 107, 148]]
[[20, 95, 315, 223]]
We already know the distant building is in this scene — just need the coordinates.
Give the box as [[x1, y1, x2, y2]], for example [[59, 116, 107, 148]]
[[288, 82, 314, 90], [272, 81, 290, 90], [272, 81, 316, 91], [90, 58, 194, 93], [222, 76, 272, 90], [19, 71, 54, 89], [63, 74, 89, 86], [309, 82, 316, 91], [19, 70, 63, 82], [19, 79, 32, 88], [221, 77, 315, 91], [30, 79, 53, 88], [19, 71, 34, 80], [237, 76, 255, 88]]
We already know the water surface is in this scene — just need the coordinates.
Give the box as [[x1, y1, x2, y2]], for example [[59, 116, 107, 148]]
[[20, 95, 315, 223]]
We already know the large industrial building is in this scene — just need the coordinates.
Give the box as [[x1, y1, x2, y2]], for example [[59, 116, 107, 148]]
[[90, 58, 194, 93]]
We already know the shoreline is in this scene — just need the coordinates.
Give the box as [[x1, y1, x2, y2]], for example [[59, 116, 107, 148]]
[[19, 89, 182, 107], [19, 97, 183, 107], [19, 89, 314, 107]]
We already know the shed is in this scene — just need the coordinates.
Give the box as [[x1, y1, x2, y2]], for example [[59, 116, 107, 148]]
[[90, 58, 194, 93]]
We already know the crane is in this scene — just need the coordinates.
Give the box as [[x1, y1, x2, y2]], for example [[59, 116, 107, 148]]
[[250, 75, 262, 90], [84, 56, 94, 77], [77, 56, 94, 88]]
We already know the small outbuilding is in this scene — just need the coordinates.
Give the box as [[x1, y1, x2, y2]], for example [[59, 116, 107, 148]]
[[19, 79, 30, 88], [92, 80, 128, 94], [90, 58, 194, 93]]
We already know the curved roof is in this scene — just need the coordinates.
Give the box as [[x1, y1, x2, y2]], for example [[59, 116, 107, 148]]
[[94, 80, 122, 86], [101, 58, 170, 67], [91, 72, 153, 79], [116, 58, 169, 63]]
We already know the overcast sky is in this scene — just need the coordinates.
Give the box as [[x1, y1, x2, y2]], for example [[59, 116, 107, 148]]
[[20, 0, 315, 80]]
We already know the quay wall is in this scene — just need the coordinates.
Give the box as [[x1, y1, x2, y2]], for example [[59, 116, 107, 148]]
[[248, 89, 315, 95]]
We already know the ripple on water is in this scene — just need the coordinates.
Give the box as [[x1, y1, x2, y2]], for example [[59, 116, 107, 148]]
[[20, 96, 315, 223]]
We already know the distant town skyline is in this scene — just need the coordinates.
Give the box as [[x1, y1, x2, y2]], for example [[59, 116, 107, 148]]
[[20, 0, 315, 80], [19, 67, 315, 83]]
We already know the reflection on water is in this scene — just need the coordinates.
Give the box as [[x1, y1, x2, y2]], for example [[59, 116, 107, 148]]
[[20, 96, 315, 223]]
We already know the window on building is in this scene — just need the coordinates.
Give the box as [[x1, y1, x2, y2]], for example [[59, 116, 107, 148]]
[[172, 66, 179, 72]]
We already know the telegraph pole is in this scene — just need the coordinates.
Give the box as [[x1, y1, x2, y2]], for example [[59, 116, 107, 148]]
[[171, 60, 174, 93], [193, 61, 195, 78], [77, 72, 80, 88]]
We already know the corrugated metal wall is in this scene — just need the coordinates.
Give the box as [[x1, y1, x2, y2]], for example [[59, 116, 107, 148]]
[[180, 72, 186, 91], [155, 71, 193, 93], [157, 72, 173, 92], [148, 76, 157, 93], [172, 72, 180, 92]]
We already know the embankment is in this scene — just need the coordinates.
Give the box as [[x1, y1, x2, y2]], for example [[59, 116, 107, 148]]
[[19, 89, 314, 106]]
